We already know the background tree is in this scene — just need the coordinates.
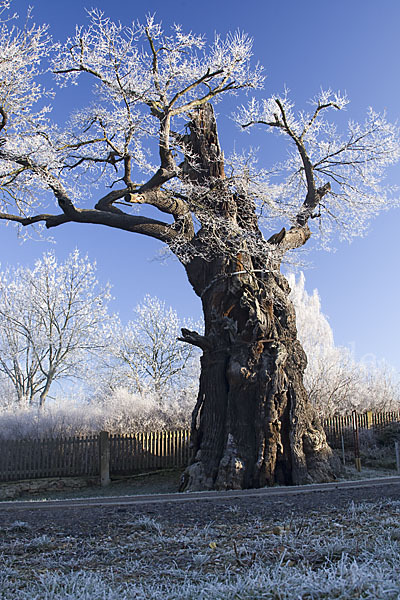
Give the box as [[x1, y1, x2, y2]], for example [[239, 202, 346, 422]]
[[0, 250, 112, 406], [288, 273, 400, 416], [94, 294, 200, 400], [0, 7, 399, 489]]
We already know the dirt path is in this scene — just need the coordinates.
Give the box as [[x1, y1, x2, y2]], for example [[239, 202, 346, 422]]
[[1, 477, 400, 533]]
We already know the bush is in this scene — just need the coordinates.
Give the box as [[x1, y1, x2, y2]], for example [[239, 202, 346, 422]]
[[0, 388, 194, 440], [374, 423, 400, 447]]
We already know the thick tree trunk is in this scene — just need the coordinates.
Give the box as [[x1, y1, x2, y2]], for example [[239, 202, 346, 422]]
[[180, 257, 339, 491], [177, 103, 339, 491]]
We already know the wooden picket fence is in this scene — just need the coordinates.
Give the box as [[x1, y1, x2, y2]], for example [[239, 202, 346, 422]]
[[110, 430, 190, 475], [0, 430, 191, 483], [321, 411, 400, 448], [0, 435, 99, 482], [1, 412, 400, 483]]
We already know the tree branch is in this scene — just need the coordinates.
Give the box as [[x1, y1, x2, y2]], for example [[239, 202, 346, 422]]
[[267, 182, 331, 253], [280, 224, 312, 251], [167, 68, 224, 111], [0, 211, 70, 227], [300, 102, 341, 141], [0, 206, 179, 243], [295, 181, 331, 227], [178, 328, 213, 351]]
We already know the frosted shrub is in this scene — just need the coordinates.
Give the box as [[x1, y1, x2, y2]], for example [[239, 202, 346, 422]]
[[0, 387, 193, 439], [0, 398, 102, 439], [97, 386, 193, 433]]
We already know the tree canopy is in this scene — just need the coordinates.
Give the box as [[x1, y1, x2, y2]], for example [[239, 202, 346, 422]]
[[0, 5, 398, 261]]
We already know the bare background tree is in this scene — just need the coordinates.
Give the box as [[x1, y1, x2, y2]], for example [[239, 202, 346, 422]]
[[100, 295, 200, 396], [0, 251, 112, 406], [0, 6, 399, 489], [0, 286, 199, 438]]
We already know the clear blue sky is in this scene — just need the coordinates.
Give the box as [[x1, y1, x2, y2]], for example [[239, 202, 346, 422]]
[[2, 0, 400, 371]]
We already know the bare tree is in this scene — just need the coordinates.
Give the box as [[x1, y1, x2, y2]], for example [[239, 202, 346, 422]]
[[100, 295, 200, 396], [0, 250, 112, 407], [0, 7, 399, 489]]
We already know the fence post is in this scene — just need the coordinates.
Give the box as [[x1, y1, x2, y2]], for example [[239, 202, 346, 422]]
[[341, 433, 346, 466], [352, 410, 361, 472], [366, 411, 373, 429], [99, 431, 111, 487], [395, 441, 400, 474]]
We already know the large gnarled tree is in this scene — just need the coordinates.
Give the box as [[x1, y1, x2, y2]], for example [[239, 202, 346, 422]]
[[0, 6, 399, 489]]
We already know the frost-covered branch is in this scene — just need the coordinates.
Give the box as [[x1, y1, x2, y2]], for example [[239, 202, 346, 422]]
[[237, 89, 400, 246], [49, 12, 263, 222], [0, 8, 264, 248]]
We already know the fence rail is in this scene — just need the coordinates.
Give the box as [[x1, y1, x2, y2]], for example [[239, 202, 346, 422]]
[[1, 411, 400, 483], [0, 436, 99, 482]]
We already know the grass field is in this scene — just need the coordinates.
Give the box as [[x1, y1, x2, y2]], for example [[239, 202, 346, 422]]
[[1, 492, 400, 599]]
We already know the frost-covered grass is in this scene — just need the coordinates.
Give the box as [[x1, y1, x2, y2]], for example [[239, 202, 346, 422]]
[[2, 498, 400, 598]]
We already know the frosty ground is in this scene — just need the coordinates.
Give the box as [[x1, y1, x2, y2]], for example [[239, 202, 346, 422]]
[[1, 480, 400, 599]]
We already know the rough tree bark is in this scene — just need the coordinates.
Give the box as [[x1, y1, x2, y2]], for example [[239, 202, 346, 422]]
[[179, 105, 339, 491]]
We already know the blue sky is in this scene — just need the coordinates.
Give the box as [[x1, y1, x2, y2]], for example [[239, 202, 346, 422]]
[[2, 0, 400, 371]]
